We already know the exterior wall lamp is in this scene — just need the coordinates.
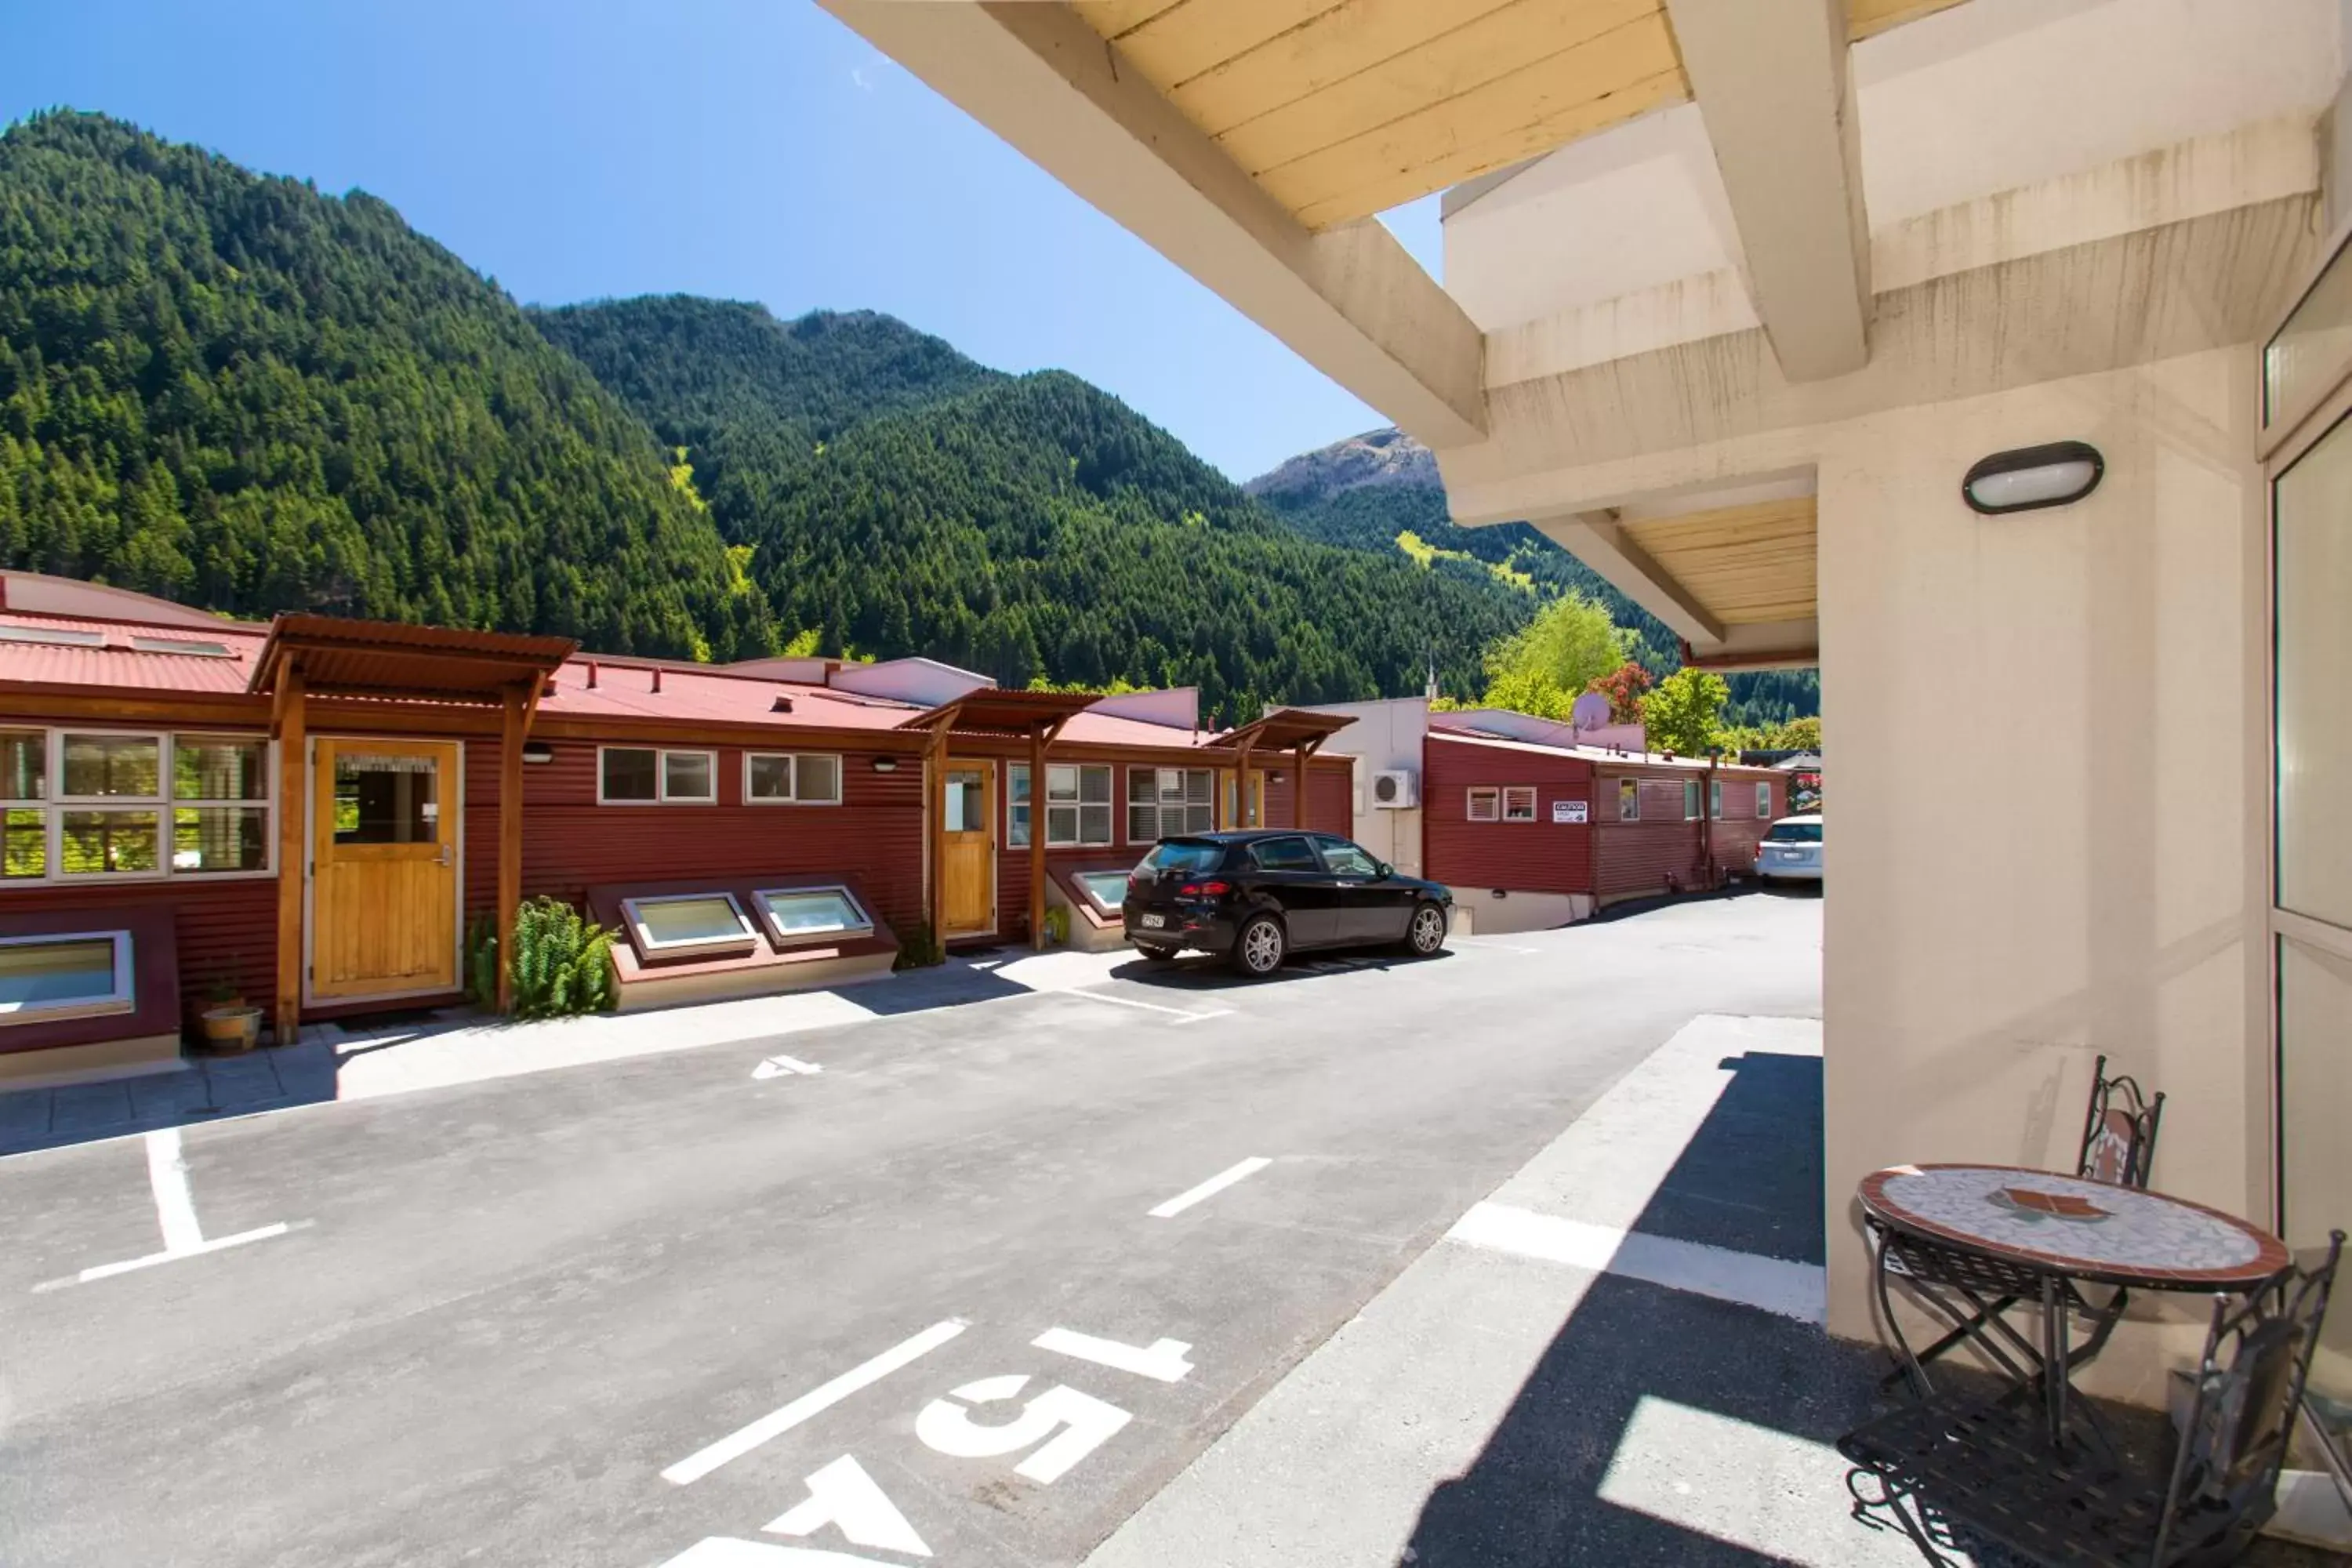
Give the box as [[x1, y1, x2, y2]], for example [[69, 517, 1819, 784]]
[[871, 757, 899, 773], [521, 742, 554, 764], [1962, 441, 2104, 515]]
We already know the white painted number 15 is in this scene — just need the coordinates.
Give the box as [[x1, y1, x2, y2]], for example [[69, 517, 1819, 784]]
[[914, 1374, 1132, 1484]]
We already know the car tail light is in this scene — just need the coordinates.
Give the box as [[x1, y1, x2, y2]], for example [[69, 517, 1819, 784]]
[[1180, 880, 1231, 897]]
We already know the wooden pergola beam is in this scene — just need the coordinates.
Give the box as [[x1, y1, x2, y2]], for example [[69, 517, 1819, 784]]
[[924, 707, 960, 942], [272, 662, 307, 1047], [1028, 714, 1075, 952]]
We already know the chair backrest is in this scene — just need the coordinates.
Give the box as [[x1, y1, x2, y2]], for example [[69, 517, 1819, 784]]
[[2154, 1231, 2343, 1564], [2077, 1052, 2165, 1188]]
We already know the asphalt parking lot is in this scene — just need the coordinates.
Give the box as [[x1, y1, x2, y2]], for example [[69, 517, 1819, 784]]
[[0, 891, 1822, 1568]]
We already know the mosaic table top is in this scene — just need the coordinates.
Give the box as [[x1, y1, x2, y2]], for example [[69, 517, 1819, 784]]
[[1859, 1163, 2291, 1290]]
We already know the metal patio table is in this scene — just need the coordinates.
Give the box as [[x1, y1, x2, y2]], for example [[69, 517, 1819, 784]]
[[1858, 1163, 2293, 1450]]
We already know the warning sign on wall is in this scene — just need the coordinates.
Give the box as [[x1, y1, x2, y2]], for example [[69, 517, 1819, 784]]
[[1554, 800, 1588, 824]]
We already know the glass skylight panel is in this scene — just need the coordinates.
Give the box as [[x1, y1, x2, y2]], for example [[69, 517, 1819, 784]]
[[625, 893, 753, 955], [755, 886, 872, 946], [0, 932, 133, 1020], [129, 637, 234, 657], [0, 626, 103, 647], [1075, 871, 1131, 911]]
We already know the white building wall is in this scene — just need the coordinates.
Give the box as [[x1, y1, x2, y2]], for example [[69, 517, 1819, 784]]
[[1817, 346, 2268, 1399], [1297, 697, 1430, 876]]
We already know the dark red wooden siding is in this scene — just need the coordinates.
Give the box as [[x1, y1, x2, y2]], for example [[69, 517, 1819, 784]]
[[1593, 766, 1786, 896], [468, 738, 927, 939], [1422, 737, 1597, 895], [1261, 760, 1352, 840]]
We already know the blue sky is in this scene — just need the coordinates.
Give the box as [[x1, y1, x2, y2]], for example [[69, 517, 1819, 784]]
[[0, 0, 1442, 481]]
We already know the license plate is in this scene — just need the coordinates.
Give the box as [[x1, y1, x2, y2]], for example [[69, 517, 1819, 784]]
[[1139, 913, 1167, 928]]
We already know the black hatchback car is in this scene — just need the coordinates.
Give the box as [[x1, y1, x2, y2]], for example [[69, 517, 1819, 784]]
[[1122, 829, 1454, 976]]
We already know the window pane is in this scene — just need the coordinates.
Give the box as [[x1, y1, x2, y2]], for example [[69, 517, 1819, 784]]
[[1757, 783, 1772, 818], [1047, 804, 1080, 846], [795, 755, 841, 804], [0, 936, 124, 1014], [172, 737, 267, 801], [1710, 780, 1722, 817], [746, 755, 793, 800], [1252, 837, 1319, 872], [602, 748, 658, 801], [5, 808, 44, 878], [60, 808, 160, 873], [1160, 769, 1186, 804], [1323, 841, 1379, 876], [1076, 871, 1130, 909], [1185, 769, 1214, 806], [62, 735, 160, 798], [633, 895, 748, 948], [1047, 764, 1079, 803], [946, 772, 984, 833], [1079, 803, 1112, 846], [335, 754, 437, 844], [1009, 803, 1033, 848], [1182, 804, 1213, 833], [1079, 766, 1111, 805], [1128, 768, 1155, 805], [2267, 237, 2352, 426], [0, 731, 43, 801], [1007, 764, 1032, 805], [1127, 804, 1157, 843], [759, 887, 869, 939], [2278, 411, 2352, 927], [1620, 780, 1639, 819], [173, 807, 268, 872], [665, 752, 713, 800]]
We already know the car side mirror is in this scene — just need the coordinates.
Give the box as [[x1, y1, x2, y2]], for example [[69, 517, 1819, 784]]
[[1375, 861, 1393, 879]]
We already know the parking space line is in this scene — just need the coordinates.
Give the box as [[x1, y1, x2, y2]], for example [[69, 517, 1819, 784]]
[[1148, 1156, 1272, 1218], [662, 1318, 969, 1486], [1061, 987, 1233, 1025], [146, 1127, 204, 1252], [45, 1224, 294, 1291]]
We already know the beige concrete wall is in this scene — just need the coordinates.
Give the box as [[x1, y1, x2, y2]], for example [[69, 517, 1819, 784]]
[[1817, 345, 2270, 1400]]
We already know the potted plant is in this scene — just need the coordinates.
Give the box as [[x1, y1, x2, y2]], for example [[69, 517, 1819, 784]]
[[199, 972, 261, 1053]]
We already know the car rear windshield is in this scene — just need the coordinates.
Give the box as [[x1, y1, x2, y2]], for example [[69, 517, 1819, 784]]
[[1144, 840, 1226, 873], [1765, 822, 1824, 843]]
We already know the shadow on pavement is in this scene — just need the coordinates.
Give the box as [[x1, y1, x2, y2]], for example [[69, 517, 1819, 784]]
[[0, 1042, 339, 1159]]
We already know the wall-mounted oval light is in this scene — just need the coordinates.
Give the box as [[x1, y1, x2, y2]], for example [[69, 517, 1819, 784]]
[[871, 757, 899, 773], [521, 742, 555, 764], [1962, 441, 2104, 515]]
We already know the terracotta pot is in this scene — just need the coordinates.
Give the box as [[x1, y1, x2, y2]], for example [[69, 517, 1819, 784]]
[[200, 1005, 262, 1053]]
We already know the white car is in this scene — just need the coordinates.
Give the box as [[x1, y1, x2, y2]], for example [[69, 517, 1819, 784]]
[[1755, 813, 1824, 884]]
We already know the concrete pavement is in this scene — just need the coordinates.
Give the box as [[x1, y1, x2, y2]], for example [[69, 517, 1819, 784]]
[[0, 892, 1823, 1567]]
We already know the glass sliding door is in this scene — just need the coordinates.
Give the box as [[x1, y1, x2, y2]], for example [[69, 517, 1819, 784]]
[[2264, 238, 2352, 1446]]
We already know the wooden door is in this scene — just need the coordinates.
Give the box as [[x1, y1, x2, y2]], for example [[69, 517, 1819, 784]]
[[940, 760, 996, 938], [310, 738, 461, 1000]]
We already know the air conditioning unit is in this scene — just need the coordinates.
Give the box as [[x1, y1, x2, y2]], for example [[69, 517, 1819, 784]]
[[1370, 769, 1418, 809]]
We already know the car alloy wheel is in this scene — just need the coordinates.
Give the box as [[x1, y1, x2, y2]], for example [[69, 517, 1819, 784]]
[[1238, 916, 1285, 975], [1410, 905, 1446, 955]]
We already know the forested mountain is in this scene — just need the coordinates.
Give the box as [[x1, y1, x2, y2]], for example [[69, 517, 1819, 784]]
[[535, 296, 1530, 719], [0, 111, 771, 658], [1252, 426, 1821, 727]]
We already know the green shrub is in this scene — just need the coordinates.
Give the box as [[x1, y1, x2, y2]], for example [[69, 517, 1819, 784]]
[[464, 914, 499, 1007], [891, 918, 943, 970], [1042, 905, 1070, 945], [506, 896, 619, 1018]]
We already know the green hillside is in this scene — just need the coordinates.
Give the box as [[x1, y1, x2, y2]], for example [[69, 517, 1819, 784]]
[[0, 111, 771, 659], [535, 296, 1531, 720]]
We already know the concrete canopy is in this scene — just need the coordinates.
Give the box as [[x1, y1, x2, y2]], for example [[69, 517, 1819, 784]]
[[835, 0, 2338, 671]]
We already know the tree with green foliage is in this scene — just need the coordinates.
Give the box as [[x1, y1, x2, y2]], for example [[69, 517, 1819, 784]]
[[1641, 666, 1732, 757], [1470, 590, 1629, 718], [0, 112, 773, 659]]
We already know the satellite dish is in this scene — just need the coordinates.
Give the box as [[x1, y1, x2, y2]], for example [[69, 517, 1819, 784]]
[[1570, 691, 1613, 731]]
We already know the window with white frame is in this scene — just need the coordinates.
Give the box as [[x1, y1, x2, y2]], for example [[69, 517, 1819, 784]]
[[619, 891, 754, 957], [0, 929, 135, 1022], [1011, 763, 1113, 848], [0, 729, 271, 883], [1466, 786, 1501, 822], [600, 746, 717, 804], [1619, 779, 1641, 821], [1756, 781, 1773, 819], [744, 752, 843, 804], [754, 885, 872, 946], [1683, 779, 1701, 820], [1502, 786, 1537, 822], [1710, 779, 1723, 819], [1127, 766, 1214, 843]]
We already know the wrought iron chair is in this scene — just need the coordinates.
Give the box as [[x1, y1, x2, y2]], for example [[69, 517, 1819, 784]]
[[1842, 1232, 2343, 1568], [1877, 1054, 2165, 1393]]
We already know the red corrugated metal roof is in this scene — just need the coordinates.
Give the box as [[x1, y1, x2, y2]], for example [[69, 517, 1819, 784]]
[[0, 612, 268, 694]]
